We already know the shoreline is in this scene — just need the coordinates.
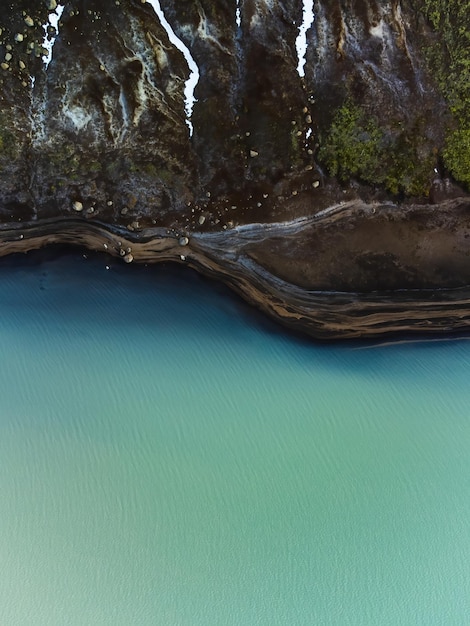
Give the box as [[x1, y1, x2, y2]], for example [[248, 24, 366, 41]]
[[1, 200, 470, 340]]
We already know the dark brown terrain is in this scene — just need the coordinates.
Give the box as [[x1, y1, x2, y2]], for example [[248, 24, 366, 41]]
[[0, 0, 469, 338]]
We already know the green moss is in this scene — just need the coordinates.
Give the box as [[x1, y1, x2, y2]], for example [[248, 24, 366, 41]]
[[443, 128, 470, 186], [318, 102, 434, 196], [87, 160, 102, 174], [317, 103, 383, 182], [412, 0, 470, 187], [0, 118, 17, 160]]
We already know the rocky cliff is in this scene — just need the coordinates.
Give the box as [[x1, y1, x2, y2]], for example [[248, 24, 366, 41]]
[[0, 0, 469, 338]]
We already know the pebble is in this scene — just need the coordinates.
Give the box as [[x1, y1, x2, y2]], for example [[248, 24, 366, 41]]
[[123, 254, 133, 263], [15, 34, 24, 43], [249, 150, 259, 158], [72, 201, 83, 211], [198, 215, 206, 225], [1, 63, 9, 71], [24, 16, 34, 27], [48, 0, 57, 9], [179, 236, 189, 246]]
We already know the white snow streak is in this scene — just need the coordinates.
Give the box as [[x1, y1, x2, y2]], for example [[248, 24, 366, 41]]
[[145, 0, 200, 136], [42, 4, 65, 68], [295, 0, 314, 77]]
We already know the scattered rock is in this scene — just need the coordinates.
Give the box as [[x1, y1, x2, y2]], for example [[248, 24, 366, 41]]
[[72, 200, 83, 211], [198, 215, 206, 225], [249, 150, 259, 158], [127, 220, 140, 231], [123, 253, 134, 263], [24, 16, 34, 27], [179, 236, 189, 246]]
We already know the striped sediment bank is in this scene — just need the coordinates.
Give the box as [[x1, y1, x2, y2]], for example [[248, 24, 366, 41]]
[[1, 198, 470, 340]]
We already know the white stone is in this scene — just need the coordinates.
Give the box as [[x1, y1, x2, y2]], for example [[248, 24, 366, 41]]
[[72, 201, 83, 211], [179, 236, 189, 246]]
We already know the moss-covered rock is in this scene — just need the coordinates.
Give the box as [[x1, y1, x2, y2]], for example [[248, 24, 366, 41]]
[[318, 101, 436, 196], [412, 0, 470, 187]]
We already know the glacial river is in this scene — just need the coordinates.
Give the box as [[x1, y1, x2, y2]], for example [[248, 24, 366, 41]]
[[0, 251, 469, 625]]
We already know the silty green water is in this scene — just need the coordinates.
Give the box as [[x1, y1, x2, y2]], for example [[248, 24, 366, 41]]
[[0, 252, 469, 625]]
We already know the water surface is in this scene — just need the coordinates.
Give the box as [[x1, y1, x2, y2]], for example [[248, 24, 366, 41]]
[[0, 252, 469, 625]]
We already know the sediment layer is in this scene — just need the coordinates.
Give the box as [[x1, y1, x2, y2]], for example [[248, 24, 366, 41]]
[[2, 196, 470, 340]]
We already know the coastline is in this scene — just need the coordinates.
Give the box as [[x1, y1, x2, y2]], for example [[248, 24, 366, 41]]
[[1, 197, 470, 340]]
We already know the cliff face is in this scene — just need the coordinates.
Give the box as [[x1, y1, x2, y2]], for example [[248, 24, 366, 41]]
[[0, 1, 469, 338]]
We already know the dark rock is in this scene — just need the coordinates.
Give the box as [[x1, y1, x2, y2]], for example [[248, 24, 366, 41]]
[[0, 0, 469, 339]]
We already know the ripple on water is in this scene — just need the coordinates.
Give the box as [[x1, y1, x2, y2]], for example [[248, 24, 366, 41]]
[[0, 252, 470, 624]]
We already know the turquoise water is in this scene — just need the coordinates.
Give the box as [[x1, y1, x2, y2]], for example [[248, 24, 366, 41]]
[[1, 251, 470, 625]]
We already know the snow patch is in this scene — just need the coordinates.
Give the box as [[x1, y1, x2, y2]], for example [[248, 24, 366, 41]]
[[42, 4, 65, 69], [145, 0, 199, 136], [295, 0, 314, 77], [370, 20, 384, 39]]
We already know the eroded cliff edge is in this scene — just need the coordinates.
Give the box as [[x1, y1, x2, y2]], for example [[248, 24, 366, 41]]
[[0, 0, 469, 339]]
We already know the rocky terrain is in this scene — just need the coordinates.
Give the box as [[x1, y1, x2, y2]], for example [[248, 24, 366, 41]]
[[0, 0, 469, 338]]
